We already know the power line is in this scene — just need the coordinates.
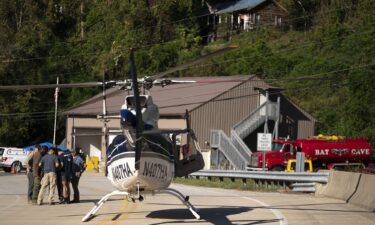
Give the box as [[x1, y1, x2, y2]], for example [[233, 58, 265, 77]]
[[0, 3, 368, 64], [158, 31, 374, 75], [1, 68, 373, 119], [35, 62, 373, 114], [159, 73, 375, 110], [3, 26, 373, 84], [1, 71, 87, 83]]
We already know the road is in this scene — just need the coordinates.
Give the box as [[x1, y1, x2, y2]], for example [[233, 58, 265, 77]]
[[0, 171, 374, 225]]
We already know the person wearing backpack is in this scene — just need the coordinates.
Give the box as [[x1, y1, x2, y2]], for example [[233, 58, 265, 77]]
[[70, 149, 86, 203]]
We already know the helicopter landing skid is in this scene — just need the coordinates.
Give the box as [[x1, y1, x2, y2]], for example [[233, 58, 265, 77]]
[[81, 190, 129, 222], [81, 188, 200, 222], [155, 188, 200, 220]]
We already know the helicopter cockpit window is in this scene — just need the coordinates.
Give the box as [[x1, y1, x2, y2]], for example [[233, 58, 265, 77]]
[[126, 96, 147, 109]]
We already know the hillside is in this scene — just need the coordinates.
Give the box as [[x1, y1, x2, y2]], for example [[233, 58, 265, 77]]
[[201, 0, 375, 144], [0, 0, 373, 146]]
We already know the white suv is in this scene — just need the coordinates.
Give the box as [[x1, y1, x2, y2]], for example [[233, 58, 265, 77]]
[[0, 147, 28, 173]]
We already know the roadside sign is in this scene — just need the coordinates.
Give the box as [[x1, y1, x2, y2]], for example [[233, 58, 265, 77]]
[[257, 133, 272, 151]]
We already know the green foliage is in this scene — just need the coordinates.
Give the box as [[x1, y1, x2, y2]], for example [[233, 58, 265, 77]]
[[0, 0, 374, 147], [201, 0, 375, 145], [0, 0, 201, 146]]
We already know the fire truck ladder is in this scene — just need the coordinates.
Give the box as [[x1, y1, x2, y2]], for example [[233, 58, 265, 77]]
[[210, 96, 280, 170]]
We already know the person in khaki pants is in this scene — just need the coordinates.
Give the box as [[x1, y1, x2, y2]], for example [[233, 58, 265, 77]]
[[37, 148, 59, 205]]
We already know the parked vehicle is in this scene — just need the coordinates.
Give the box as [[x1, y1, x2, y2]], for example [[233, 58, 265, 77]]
[[361, 163, 375, 174], [249, 136, 372, 171], [0, 147, 28, 173], [0, 148, 4, 162]]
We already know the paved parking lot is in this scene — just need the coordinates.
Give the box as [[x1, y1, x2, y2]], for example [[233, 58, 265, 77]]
[[0, 171, 374, 225]]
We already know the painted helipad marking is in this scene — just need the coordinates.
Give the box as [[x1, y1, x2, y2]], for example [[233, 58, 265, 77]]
[[242, 196, 288, 225], [96, 198, 129, 225], [113, 201, 137, 225]]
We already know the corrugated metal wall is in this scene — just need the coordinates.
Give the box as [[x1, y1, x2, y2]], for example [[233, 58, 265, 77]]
[[190, 78, 317, 149], [298, 120, 315, 139], [190, 79, 263, 148]]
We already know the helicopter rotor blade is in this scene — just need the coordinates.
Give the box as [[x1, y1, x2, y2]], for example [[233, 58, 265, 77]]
[[0, 45, 238, 92], [151, 78, 247, 87], [0, 82, 105, 90], [152, 79, 196, 87], [129, 48, 143, 170]]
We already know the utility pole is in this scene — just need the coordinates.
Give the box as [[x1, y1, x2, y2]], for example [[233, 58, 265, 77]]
[[99, 71, 109, 174]]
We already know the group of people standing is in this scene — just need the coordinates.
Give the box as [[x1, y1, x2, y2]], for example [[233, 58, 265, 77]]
[[24, 145, 86, 205]]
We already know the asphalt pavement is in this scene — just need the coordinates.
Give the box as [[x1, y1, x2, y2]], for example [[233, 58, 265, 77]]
[[0, 170, 374, 225]]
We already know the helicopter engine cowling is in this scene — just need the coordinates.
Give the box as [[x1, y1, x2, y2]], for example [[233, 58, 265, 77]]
[[121, 95, 159, 129]]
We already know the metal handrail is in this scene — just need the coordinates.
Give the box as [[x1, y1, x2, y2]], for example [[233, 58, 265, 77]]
[[231, 130, 252, 162], [233, 102, 277, 138], [233, 102, 267, 131], [214, 130, 248, 170], [191, 170, 329, 183]]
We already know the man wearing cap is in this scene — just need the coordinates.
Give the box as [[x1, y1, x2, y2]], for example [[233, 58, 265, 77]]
[[37, 148, 59, 205]]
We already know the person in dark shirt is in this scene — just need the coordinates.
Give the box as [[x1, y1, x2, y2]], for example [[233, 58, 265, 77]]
[[37, 148, 59, 205], [56, 149, 64, 204], [59, 149, 73, 204], [31, 145, 42, 204], [71, 149, 86, 203]]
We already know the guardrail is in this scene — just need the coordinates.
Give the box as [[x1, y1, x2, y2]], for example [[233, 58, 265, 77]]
[[190, 170, 329, 184]]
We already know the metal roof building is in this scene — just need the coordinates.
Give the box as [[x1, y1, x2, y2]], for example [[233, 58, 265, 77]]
[[64, 75, 316, 169], [213, 0, 267, 14]]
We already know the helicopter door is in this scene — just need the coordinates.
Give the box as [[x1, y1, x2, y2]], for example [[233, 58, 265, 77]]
[[173, 133, 205, 177]]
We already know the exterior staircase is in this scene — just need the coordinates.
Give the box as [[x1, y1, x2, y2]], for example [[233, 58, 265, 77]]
[[210, 98, 280, 170]]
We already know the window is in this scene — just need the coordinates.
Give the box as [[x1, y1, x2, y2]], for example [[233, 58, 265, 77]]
[[275, 16, 282, 27], [274, 16, 278, 26], [272, 143, 284, 152], [285, 144, 294, 153], [256, 14, 261, 24]]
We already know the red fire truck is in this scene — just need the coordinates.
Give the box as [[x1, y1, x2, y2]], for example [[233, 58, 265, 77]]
[[248, 136, 373, 171]]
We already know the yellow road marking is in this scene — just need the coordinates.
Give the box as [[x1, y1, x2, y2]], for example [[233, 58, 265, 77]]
[[95, 198, 129, 225], [112, 200, 137, 225]]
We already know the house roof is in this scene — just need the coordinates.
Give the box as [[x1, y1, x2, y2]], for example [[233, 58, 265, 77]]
[[214, 0, 266, 14], [64, 75, 257, 117]]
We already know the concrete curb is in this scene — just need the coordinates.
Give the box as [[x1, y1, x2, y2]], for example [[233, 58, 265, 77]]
[[315, 171, 361, 201], [347, 173, 375, 211]]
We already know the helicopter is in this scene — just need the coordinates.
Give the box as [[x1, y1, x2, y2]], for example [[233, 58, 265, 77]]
[[81, 48, 207, 221], [0, 45, 238, 221]]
